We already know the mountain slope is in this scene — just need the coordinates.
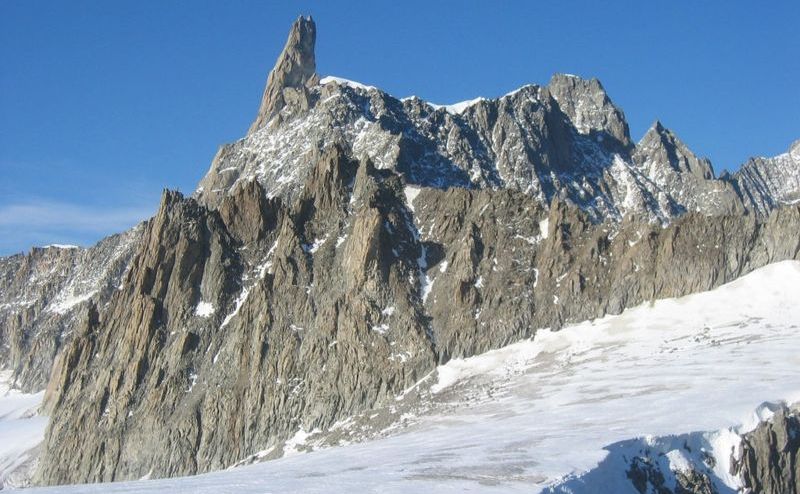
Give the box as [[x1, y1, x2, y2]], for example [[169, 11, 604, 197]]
[[729, 139, 800, 215], [3, 15, 797, 400], [0, 227, 142, 391]]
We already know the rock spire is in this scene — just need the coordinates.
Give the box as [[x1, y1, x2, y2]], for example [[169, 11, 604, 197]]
[[249, 16, 318, 133]]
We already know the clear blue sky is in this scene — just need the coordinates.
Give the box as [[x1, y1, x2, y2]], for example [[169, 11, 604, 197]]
[[1, 1, 798, 255]]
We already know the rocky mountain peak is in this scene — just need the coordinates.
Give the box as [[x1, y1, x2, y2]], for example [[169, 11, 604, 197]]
[[197, 18, 799, 223], [636, 121, 714, 180], [730, 138, 800, 214], [248, 16, 319, 133], [547, 73, 632, 148]]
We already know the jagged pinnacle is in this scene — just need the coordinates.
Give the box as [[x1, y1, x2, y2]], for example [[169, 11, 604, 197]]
[[249, 16, 318, 133], [640, 120, 714, 179]]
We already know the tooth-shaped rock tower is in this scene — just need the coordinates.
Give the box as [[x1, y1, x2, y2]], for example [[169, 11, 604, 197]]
[[249, 16, 318, 133]]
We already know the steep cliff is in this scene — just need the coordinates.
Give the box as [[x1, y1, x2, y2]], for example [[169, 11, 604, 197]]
[[0, 227, 142, 392], [197, 19, 798, 224], [729, 139, 800, 215]]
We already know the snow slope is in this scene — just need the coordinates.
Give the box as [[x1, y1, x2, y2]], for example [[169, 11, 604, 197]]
[[16, 261, 800, 493], [0, 372, 46, 489]]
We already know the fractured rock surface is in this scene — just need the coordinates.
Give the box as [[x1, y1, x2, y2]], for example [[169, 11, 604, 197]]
[[734, 404, 800, 494]]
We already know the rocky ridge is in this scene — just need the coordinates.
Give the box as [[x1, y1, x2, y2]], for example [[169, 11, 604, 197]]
[[197, 20, 794, 225], [0, 15, 797, 489], [0, 227, 142, 392]]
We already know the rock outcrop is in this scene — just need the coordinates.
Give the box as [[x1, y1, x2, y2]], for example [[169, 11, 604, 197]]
[[546, 403, 800, 494], [248, 16, 318, 133], [36, 153, 436, 484], [734, 404, 800, 494]]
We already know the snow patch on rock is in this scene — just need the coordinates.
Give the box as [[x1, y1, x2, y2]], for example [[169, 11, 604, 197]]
[[194, 302, 215, 318]]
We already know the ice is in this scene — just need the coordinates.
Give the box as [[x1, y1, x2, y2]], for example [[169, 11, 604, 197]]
[[502, 85, 535, 98], [186, 372, 198, 393], [282, 428, 320, 458], [417, 244, 433, 303], [220, 288, 250, 328], [371, 324, 389, 335], [627, 230, 643, 247], [47, 290, 97, 314], [514, 233, 539, 245], [538, 218, 550, 239], [302, 236, 328, 254]]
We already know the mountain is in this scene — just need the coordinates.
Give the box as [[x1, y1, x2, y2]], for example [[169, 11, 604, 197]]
[[0, 15, 798, 489], [0, 227, 142, 391], [8, 261, 800, 493]]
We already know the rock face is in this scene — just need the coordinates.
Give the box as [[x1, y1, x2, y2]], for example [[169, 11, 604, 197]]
[[632, 122, 742, 217], [624, 456, 718, 494], [0, 227, 142, 391], [734, 404, 800, 494], [547, 73, 632, 149], [37, 154, 436, 483], [248, 16, 318, 133], [729, 139, 800, 215], [0, 15, 798, 488]]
